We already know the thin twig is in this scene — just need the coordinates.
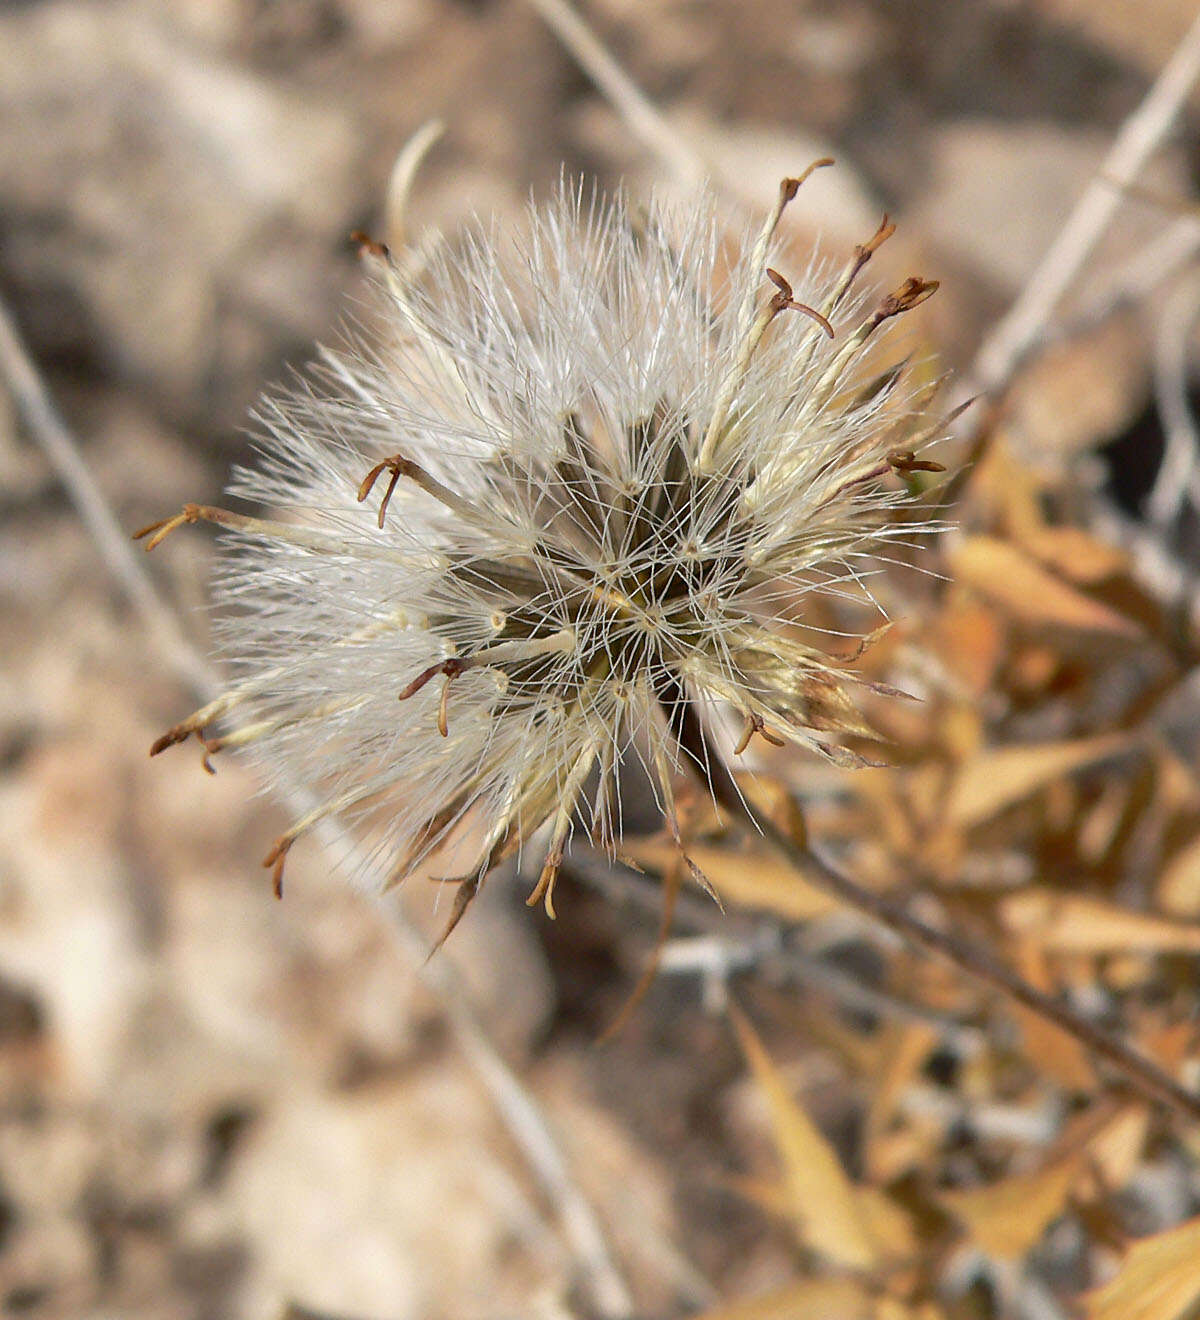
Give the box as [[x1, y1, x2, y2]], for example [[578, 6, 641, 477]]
[[0, 294, 635, 1320], [0, 300, 216, 698], [368, 861, 634, 1320], [1091, 499, 1200, 631], [968, 10, 1200, 402], [1147, 265, 1200, 523], [781, 845, 1200, 1122], [1064, 213, 1200, 343], [570, 848, 980, 1045], [658, 681, 1200, 1126], [522, 0, 706, 188]]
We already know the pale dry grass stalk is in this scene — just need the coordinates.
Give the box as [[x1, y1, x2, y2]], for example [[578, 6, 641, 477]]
[[0, 295, 636, 1320], [1066, 213, 1200, 339], [522, 0, 706, 188], [1147, 266, 1200, 523], [970, 9, 1200, 399]]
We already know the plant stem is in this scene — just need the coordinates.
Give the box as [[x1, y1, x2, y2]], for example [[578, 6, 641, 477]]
[[658, 680, 1200, 1125]]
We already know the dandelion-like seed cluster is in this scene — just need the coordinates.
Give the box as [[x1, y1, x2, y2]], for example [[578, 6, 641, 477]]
[[140, 166, 948, 929]]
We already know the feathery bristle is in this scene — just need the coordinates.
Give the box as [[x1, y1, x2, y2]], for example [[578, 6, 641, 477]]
[[144, 178, 948, 914]]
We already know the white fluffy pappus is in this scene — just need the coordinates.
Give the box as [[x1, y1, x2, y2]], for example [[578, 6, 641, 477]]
[[138, 167, 950, 929]]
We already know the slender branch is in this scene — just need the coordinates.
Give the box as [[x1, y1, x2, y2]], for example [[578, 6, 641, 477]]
[[1147, 265, 1200, 524], [570, 848, 980, 1044], [1065, 213, 1200, 342], [0, 294, 635, 1320], [657, 682, 1200, 1125], [781, 846, 1200, 1122], [521, 0, 706, 187], [368, 861, 635, 1320], [0, 299, 216, 698], [967, 10, 1200, 404], [1091, 499, 1200, 631]]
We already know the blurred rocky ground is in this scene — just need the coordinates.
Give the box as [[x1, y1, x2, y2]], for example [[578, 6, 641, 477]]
[[2, 2, 1199, 1318]]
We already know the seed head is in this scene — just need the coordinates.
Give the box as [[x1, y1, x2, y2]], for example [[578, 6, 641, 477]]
[[138, 172, 947, 925]]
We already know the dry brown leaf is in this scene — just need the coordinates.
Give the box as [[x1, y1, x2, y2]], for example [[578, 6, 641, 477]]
[[946, 733, 1134, 828], [969, 440, 1045, 530], [854, 769, 928, 856], [689, 1278, 872, 1320], [623, 838, 835, 921], [939, 703, 985, 763], [1077, 777, 1136, 865], [1083, 1214, 1200, 1320], [941, 1105, 1143, 1260], [859, 1185, 917, 1259], [731, 1008, 880, 1271], [876, 1304, 948, 1320], [864, 1128, 933, 1190], [998, 308, 1149, 460], [686, 1269, 939, 1320], [1015, 524, 1129, 585], [1001, 890, 1200, 953], [949, 536, 1141, 637], [1155, 750, 1200, 814], [864, 1024, 940, 1182], [794, 1001, 890, 1077], [1158, 832, 1200, 918], [932, 599, 1005, 696], [721, 1173, 791, 1221], [1139, 1022, 1197, 1079], [1087, 1104, 1150, 1193], [1010, 642, 1060, 693], [1009, 942, 1097, 1092], [938, 1147, 1083, 1258], [733, 772, 810, 845]]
